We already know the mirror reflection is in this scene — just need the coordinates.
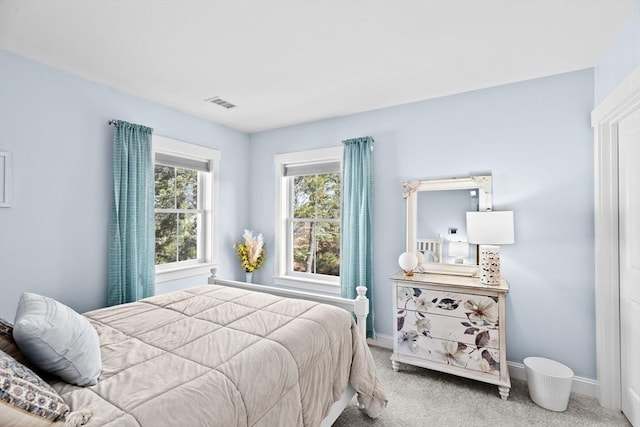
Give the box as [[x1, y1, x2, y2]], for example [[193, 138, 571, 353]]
[[417, 189, 480, 265]]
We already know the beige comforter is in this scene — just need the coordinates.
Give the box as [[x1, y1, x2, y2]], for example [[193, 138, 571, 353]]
[[50, 285, 387, 426]]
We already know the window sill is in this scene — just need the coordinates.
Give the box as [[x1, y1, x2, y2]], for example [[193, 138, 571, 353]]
[[273, 275, 341, 295], [156, 263, 216, 283]]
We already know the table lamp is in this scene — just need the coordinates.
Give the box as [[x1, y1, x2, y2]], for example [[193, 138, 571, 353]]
[[466, 211, 514, 285], [448, 241, 470, 264], [398, 251, 418, 277]]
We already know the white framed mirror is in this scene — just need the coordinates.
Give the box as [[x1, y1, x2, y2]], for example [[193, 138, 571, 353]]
[[403, 175, 492, 276]]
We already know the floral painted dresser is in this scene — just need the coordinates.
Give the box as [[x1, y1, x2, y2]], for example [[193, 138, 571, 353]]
[[390, 272, 511, 400]]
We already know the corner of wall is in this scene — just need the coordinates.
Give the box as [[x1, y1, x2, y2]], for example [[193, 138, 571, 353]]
[[594, 4, 640, 105]]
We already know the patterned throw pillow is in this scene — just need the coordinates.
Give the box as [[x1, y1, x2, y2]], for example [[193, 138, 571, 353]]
[[0, 318, 26, 364], [0, 318, 14, 346], [0, 349, 70, 425]]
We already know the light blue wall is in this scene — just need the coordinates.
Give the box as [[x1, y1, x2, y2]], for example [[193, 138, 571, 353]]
[[250, 69, 596, 378], [0, 50, 251, 321], [0, 49, 599, 378], [594, 4, 640, 105]]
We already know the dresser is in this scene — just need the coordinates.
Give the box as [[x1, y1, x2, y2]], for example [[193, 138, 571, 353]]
[[390, 272, 511, 400]]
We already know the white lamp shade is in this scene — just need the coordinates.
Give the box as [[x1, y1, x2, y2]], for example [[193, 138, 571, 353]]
[[466, 211, 515, 245], [448, 241, 470, 258], [398, 251, 418, 271]]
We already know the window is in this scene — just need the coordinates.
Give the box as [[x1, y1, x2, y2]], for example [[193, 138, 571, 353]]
[[153, 135, 220, 282], [274, 147, 342, 294]]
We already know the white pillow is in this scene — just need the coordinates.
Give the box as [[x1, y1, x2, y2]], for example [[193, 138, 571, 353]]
[[13, 292, 101, 386]]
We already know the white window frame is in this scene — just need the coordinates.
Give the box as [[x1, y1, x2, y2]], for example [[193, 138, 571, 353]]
[[153, 135, 220, 283], [274, 146, 343, 294]]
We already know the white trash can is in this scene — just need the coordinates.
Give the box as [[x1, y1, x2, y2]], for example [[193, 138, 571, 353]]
[[524, 357, 573, 412]]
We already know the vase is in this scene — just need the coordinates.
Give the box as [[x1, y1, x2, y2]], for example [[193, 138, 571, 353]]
[[245, 272, 253, 283], [479, 245, 500, 285]]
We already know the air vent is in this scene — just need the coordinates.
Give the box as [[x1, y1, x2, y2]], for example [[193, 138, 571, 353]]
[[205, 96, 236, 109]]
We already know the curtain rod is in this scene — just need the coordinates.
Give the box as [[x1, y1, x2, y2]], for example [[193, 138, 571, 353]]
[[108, 120, 373, 148]]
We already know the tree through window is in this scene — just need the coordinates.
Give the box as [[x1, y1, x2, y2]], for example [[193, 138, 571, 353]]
[[291, 172, 341, 276], [154, 164, 201, 265]]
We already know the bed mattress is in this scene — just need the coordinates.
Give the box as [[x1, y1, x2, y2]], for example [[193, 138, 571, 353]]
[[49, 285, 386, 426]]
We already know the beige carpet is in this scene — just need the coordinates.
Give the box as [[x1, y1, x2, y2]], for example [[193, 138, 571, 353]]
[[333, 346, 630, 427]]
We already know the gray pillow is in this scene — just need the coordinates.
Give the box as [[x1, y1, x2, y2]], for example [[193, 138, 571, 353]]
[[13, 292, 101, 386]]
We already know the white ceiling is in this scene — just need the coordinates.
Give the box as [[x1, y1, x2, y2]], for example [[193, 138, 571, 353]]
[[0, 1, 636, 133]]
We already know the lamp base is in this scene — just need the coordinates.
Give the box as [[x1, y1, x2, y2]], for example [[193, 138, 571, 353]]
[[479, 245, 501, 285]]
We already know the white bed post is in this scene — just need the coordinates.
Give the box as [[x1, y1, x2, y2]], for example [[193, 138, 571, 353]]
[[208, 267, 217, 284], [354, 286, 369, 339]]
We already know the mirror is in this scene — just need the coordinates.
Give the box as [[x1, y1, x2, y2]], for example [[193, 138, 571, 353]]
[[417, 189, 480, 263], [403, 176, 492, 276]]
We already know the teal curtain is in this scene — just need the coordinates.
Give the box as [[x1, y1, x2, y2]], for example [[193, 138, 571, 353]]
[[107, 120, 155, 306], [340, 136, 374, 338]]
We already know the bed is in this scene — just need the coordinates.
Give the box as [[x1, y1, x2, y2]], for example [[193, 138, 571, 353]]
[[3, 276, 387, 426]]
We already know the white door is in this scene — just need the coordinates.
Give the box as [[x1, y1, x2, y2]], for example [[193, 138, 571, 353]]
[[619, 107, 640, 427]]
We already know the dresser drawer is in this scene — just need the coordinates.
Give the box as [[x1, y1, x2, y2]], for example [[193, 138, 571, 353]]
[[396, 331, 501, 376], [398, 308, 500, 350], [396, 286, 500, 327]]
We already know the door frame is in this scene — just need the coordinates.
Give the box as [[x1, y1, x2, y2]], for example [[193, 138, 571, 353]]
[[591, 65, 640, 410]]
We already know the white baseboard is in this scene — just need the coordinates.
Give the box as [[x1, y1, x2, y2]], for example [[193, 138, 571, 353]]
[[368, 334, 598, 398], [368, 334, 393, 349]]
